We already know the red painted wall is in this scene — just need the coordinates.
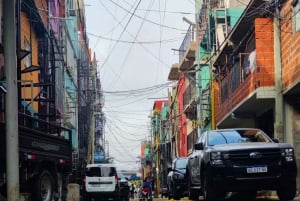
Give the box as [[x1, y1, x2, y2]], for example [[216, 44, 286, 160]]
[[177, 73, 187, 157]]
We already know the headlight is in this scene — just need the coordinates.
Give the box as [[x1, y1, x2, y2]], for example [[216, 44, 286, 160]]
[[210, 152, 229, 160], [210, 152, 229, 166], [211, 152, 222, 160], [282, 148, 294, 162]]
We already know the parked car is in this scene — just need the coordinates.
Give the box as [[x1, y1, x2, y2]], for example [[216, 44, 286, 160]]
[[83, 163, 119, 201], [118, 171, 130, 201], [186, 128, 297, 201], [167, 157, 188, 200]]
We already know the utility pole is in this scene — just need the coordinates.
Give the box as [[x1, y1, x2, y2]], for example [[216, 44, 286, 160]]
[[4, 0, 20, 200], [155, 115, 160, 198], [274, 5, 284, 142]]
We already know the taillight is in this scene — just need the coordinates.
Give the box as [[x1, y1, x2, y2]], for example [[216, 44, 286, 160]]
[[59, 159, 66, 164], [27, 154, 36, 160]]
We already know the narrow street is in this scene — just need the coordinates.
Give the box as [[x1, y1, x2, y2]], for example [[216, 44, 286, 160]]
[[128, 193, 300, 201]]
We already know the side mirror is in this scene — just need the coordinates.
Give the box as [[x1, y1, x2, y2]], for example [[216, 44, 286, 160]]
[[167, 167, 172, 172], [125, 177, 129, 180], [194, 142, 204, 150], [272, 138, 279, 143]]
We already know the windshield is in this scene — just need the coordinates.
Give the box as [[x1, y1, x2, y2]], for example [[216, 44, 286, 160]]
[[175, 158, 187, 169], [208, 129, 272, 146], [118, 172, 125, 179]]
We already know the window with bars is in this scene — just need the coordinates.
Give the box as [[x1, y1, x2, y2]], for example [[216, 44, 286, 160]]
[[293, 0, 300, 32], [24, 38, 31, 68]]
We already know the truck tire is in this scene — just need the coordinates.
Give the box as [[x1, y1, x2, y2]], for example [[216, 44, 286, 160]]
[[33, 170, 54, 201], [277, 180, 296, 201], [173, 184, 180, 200], [187, 177, 197, 200]]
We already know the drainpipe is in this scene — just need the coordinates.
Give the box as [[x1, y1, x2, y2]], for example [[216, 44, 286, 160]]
[[274, 7, 284, 142], [4, 0, 20, 200]]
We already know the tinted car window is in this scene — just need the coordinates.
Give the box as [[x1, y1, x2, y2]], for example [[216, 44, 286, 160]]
[[118, 172, 125, 179], [208, 129, 272, 146], [175, 158, 187, 169], [86, 167, 116, 177]]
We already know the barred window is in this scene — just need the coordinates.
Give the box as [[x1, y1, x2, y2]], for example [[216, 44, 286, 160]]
[[293, 0, 300, 32]]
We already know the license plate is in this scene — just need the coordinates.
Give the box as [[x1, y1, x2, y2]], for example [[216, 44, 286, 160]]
[[247, 166, 268, 173]]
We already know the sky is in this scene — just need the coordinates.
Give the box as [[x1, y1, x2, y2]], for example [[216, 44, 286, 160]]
[[84, 0, 195, 171]]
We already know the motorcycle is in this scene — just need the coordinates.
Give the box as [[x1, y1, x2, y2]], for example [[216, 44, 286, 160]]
[[139, 187, 152, 201]]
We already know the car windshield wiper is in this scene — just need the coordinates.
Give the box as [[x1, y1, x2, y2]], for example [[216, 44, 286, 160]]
[[219, 132, 228, 144]]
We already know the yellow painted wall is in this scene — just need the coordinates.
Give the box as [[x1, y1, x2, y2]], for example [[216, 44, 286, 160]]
[[20, 12, 39, 111]]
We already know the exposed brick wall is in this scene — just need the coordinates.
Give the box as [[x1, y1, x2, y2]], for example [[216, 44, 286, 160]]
[[215, 18, 275, 124], [281, 1, 300, 91]]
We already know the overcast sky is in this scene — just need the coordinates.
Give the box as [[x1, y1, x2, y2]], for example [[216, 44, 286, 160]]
[[84, 0, 195, 171]]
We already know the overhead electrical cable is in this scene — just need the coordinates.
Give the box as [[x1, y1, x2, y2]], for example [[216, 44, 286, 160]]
[[108, 0, 188, 31], [87, 32, 184, 44], [108, 0, 156, 89], [98, 0, 142, 69]]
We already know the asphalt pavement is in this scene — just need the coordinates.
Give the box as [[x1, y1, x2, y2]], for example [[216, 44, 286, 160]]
[[132, 191, 300, 201]]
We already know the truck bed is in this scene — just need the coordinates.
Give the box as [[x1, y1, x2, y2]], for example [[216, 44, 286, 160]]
[[1, 113, 72, 170]]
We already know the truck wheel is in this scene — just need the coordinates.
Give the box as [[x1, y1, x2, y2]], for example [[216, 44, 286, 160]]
[[173, 185, 180, 200], [33, 170, 54, 201], [188, 177, 197, 200], [277, 180, 296, 201], [167, 187, 172, 199], [202, 176, 218, 201]]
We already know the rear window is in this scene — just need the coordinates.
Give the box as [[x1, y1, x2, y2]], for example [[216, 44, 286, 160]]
[[86, 166, 116, 177]]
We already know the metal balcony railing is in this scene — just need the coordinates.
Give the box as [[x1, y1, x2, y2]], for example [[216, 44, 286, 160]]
[[179, 25, 195, 63], [183, 82, 196, 110]]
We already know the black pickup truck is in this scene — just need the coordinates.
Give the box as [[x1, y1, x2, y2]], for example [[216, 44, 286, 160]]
[[0, 113, 73, 201], [186, 128, 297, 201]]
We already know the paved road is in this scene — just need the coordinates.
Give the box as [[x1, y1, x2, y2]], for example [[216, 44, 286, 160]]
[[143, 192, 300, 201]]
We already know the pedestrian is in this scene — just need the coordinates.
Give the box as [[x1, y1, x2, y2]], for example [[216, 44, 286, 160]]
[[130, 183, 135, 198]]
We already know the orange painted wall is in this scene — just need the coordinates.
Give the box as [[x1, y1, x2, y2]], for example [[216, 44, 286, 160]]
[[20, 13, 39, 111], [34, 0, 48, 26], [215, 18, 274, 124], [280, 1, 300, 92]]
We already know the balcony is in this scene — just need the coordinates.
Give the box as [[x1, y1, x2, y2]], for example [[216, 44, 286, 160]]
[[212, 1, 276, 128], [214, 52, 275, 128], [187, 126, 197, 154], [183, 81, 197, 119], [168, 63, 180, 81], [178, 25, 196, 71]]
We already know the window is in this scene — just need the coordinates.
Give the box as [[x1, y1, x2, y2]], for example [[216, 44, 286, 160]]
[[24, 38, 31, 68], [175, 158, 187, 169], [86, 166, 116, 177], [293, 0, 300, 32]]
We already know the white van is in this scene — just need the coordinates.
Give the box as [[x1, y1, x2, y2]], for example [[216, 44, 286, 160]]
[[83, 163, 120, 201]]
